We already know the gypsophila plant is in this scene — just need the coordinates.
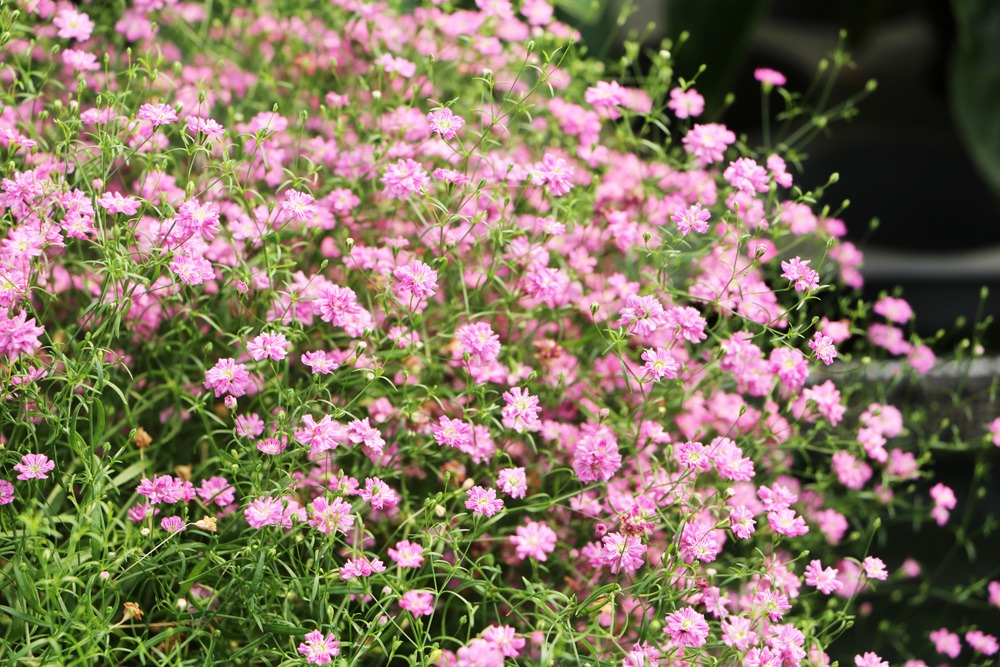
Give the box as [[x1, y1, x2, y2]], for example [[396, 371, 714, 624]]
[[0, 0, 997, 666]]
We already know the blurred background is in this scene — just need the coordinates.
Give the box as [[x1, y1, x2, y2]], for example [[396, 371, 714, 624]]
[[570, 0, 1000, 346]]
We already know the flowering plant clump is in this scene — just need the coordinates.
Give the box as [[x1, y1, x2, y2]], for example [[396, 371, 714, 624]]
[[0, 1, 997, 666]]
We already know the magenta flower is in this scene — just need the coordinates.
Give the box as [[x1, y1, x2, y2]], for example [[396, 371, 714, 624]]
[[966, 630, 999, 656], [754, 67, 787, 87], [203, 358, 252, 398], [308, 497, 354, 535], [53, 7, 94, 41], [339, 556, 386, 580], [244, 497, 285, 529], [861, 556, 888, 580], [298, 630, 340, 665], [0, 479, 13, 504], [729, 505, 757, 539], [14, 453, 55, 481], [510, 520, 557, 562], [602, 532, 646, 574], [854, 652, 889, 667], [682, 122, 736, 166], [281, 189, 317, 221], [382, 158, 429, 199], [532, 153, 574, 197], [465, 486, 504, 517], [572, 428, 622, 483], [496, 467, 527, 499], [0, 308, 44, 360], [358, 477, 398, 510], [641, 347, 679, 381], [247, 331, 290, 361], [393, 260, 438, 300], [426, 108, 465, 140], [671, 202, 711, 235], [160, 516, 185, 533], [781, 257, 820, 292], [668, 86, 705, 119], [501, 386, 541, 433], [455, 322, 501, 363], [663, 606, 710, 648], [399, 590, 435, 616], [97, 191, 141, 215], [809, 331, 838, 365], [137, 103, 179, 127], [387, 539, 424, 568], [804, 559, 842, 595]]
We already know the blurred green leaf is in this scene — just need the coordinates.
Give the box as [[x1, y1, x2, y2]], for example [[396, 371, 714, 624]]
[[951, 0, 1000, 199]]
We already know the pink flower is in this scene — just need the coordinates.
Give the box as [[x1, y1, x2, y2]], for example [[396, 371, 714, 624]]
[[682, 123, 736, 166], [203, 358, 252, 398], [671, 202, 711, 235], [721, 616, 757, 651], [294, 414, 340, 455], [358, 477, 399, 510], [861, 556, 888, 580], [54, 7, 94, 41], [753, 588, 791, 622], [804, 560, 842, 594], [187, 116, 225, 139], [309, 497, 354, 535], [382, 159, 429, 199], [809, 331, 837, 365], [930, 628, 961, 658], [169, 254, 215, 286], [729, 505, 757, 539], [533, 153, 575, 197], [642, 347, 679, 381], [465, 486, 504, 517], [0, 479, 13, 505], [281, 189, 316, 221], [482, 625, 525, 658], [375, 53, 416, 77], [455, 322, 501, 363], [301, 350, 341, 375], [387, 540, 424, 568], [966, 630, 999, 655], [137, 103, 178, 127], [755, 67, 787, 87], [602, 532, 647, 573], [930, 482, 957, 525], [13, 453, 55, 481], [664, 606, 710, 648], [572, 427, 622, 483], [497, 467, 527, 498], [427, 108, 465, 140], [175, 199, 221, 239], [244, 497, 285, 529], [339, 556, 386, 580], [873, 296, 913, 324], [247, 331, 290, 361], [393, 260, 438, 300], [832, 451, 871, 490], [767, 509, 809, 537], [668, 87, 705, 119], [724, 157, 770, 195], [347, 418, 385, 456], [298, 630, 340, 665], [510, 520, 557, 561], [0, 308, 44, 360], [399, 590, 434, 616], [781, 257, 820, 292], [197, 477, 235, 507], [160, 516, 185, 533], [501, 386, 541, 433], [432, 416, 474, 450], [98, 191, 141, 215]]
